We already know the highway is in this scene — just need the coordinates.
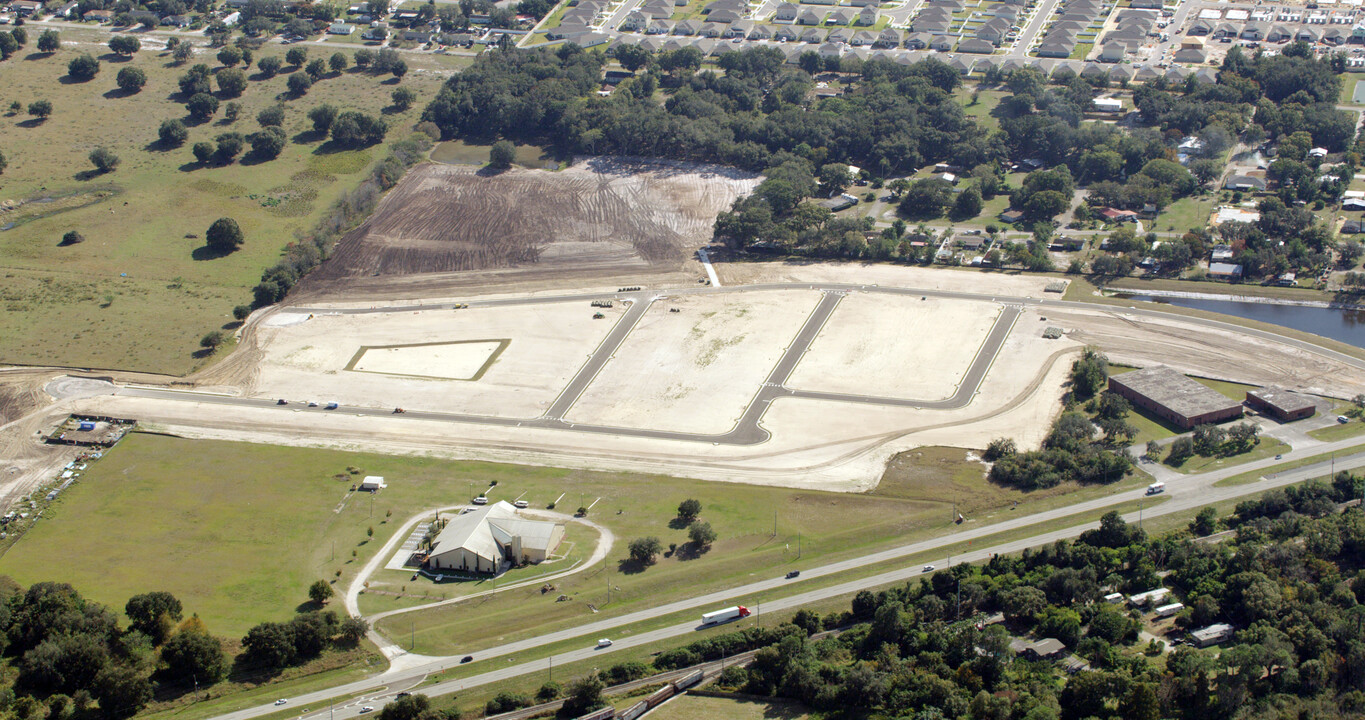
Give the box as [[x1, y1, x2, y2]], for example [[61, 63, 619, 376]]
[[213, 445, 1365, 720]]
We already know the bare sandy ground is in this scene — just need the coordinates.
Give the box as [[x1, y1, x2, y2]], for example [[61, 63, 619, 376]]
[[351, 341, 504, 381], [1042, 305, 1365, 399], [251, 303, 620, 417], [565, 290, 822, 434], [788, 293, 1002, 401], [717, 262, 1062, 299]]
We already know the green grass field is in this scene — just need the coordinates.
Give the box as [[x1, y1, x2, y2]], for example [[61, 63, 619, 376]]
[[955, 88, 1006, 133], [0, 32, 464, 375], [0, 435, 1014, 643], [1156, 195, 1216, 233], [1213, 443, 1365, 487], [648, 695, 816, 720], [1309, 420, 1365, 442]]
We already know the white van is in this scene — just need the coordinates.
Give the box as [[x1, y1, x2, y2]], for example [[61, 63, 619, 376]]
[[1146, 482, 1166, 495]]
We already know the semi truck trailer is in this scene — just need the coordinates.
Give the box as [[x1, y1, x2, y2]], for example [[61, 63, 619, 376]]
[[701, 605, 751, 626]]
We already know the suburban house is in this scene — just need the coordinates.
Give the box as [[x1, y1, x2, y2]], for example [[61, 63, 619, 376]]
[[1224, 175, 1267, 191], [425, 501, 565, 574]]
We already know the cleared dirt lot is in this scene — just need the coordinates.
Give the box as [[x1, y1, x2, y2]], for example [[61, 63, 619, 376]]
[[565, 290, 823, 434], [1042, 305, 1365, 399], [250, 303, 620, 417], [301, 158, 760, 297], [717, 261, 1063, 299], [788, 293, 1002, 400]]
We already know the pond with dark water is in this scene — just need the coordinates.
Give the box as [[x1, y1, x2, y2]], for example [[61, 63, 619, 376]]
[[1115, 294, 1365, 349]]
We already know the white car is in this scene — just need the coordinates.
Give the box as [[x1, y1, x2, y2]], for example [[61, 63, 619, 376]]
[[274, 700, 288, 706], [472, 496, 488, 505], [514, 500, 529, 508], [597, 638, 613, 648], [922, 565, 936, 573], [359, 708, 375, 714]]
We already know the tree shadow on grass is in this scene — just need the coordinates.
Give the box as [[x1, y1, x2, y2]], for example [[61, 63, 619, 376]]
[[24, 51, 55, 61], [73, 169, 107, 182], [616, 558, 651, 575], [178, 160, 208, 172], [102, 87, 139, 100], [666, 517, 691, 530], [291, 128, 327, 144], [99, 53, 133, 63], [191, 244, 234, 261], [672, 542, 709, 561], [381, 76, 401, 85], [58, 75, 96, 85], [16, 118, 46, 129]]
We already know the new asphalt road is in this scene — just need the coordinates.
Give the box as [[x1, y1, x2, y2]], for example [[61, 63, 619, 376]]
[[213, 444, 1365, 720]]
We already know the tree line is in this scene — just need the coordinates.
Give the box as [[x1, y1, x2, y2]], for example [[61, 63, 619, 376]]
[[654, 474, 1365, 720]]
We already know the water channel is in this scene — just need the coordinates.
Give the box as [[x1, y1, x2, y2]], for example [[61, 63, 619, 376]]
[[1115, 294, 1365, 349]]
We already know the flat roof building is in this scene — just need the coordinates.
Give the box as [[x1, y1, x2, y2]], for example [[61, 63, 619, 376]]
[[1190, 623, 1235, 648], [1246, 388, 1316, 422], [1108, 366, 1244, 430]]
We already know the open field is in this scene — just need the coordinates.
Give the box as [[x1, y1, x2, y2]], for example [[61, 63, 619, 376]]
[[566, 290, 822, 434], [648, 695, 816, 720], [0, 30, 460, 374], [1155, 195, 1216, 232], [251, 302, 618, 416], [787, 293, 1001, 400], [1166, 438, 1291, 474], [299, 158, 760, 297]]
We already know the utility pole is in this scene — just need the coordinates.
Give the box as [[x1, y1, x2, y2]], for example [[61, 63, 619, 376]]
[[797, 532, 802, 559], [772, 509, 777, 537], [410, 619, 414, 650], [549, 655, 553, 682]]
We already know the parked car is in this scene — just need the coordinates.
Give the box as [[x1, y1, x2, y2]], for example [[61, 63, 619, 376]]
[[514, 500, 529, 508]]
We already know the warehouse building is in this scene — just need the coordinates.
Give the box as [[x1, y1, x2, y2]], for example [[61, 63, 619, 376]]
[[426, 501, 565, 574], [1246, 387, 1317, 422], [1107, 366, 1244, 429]]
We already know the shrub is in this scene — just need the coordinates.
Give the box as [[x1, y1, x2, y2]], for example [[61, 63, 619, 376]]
[[216, 46, 243, 67], [186, 92, 219, 120], [216, 68, 247, 97], [27, 100, 52, 119], [489, 139, 515, 169], [88, 147, 119, 173], [286, 71, 312, 96], [108, 35, 140, 56], [214, 132, 244, 164], [66, 53, 100, 80], [36, 29, 59, 53], [308, 104, 337, 134], [192, 141, 215, 164], [159, 119, 188, 147], [328, 52, 347, 73], [61, 231, 85, 245], [285, 46, 307, 67], [116, 66, 146, 92], [257, 104, 285, 127], [390, 86, 416, 111], [206, 217, 243, 253], [257, 55, 282, 77], [249, 127, 286, 160]]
